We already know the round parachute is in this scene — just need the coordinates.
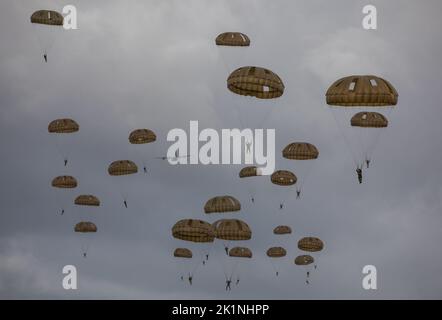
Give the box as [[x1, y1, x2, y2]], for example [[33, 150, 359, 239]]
[[129, 129, 156, 144], [173, 248, 193, 258], [283, 143, 319, 160], [239, 166, 262, 178], [273, 225, 292, 235], [172, 219, 215, 243], [271, 170, 297, 186], [216, 32, 250, 46], [48, 119, 79, 133], [294, 255, 314, 266], [267, 247, 287, 258], [74, 222, 97, 233], [227, 66, 284, 99], [298, 237, 324, 252], [51, 176, 77, 188], [229, 247, 252, 258], [351, 112, 388, 128], [74, 195, 100, 206], [204, 196, 241, 214], [326, 75, 398, 107], [31, 10, 64, 26], [108, 160, 138, 176], [213, 219, 252, 240]]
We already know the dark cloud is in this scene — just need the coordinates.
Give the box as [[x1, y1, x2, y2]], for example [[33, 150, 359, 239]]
[[1, 0, 442, 299]]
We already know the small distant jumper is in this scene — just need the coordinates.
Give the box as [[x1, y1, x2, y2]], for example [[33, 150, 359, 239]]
[[296, 190, 301, 199], [356, 167, 363, 184], [43, 53, 48, 63], [245, 141, 252, 154], [226, 278, 232, 291], [123, 200, 128, 208]]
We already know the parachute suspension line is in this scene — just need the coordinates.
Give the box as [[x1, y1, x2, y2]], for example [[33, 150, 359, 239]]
[[229, 259, 240, 280], [330, 108, 361, 168]]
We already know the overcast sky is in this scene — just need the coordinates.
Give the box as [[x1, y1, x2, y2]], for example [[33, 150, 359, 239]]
[[1, 0, 442, 299]]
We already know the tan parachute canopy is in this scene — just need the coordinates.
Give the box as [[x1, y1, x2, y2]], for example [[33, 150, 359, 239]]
[[239, 166, 262, 178], [283, 143, 319, 160], [172, 219, 215, 243], [298, 237, 324, 252], [227, 66, 284, 99], [74, 222, 97, 233], [229, 247, 252, 258], [212, 219, 252, 240], [294, 255, 314, 266], [204, 196, 241, 214], [351, 112, 389, 128], [51, 176, 77, 188], [108, 160, 138, 176], [271, 170, 297, 186], [216, 32, 250, 46], [48, 119, 79, 133], [267, 247, 287, 258], [174, 248, 193, 258], [273, 225, 292, 235], [129, 129, 156, 144], [326, 75, 398, 107], [31, 10, 64, 26], [74, 195, 100, 206]]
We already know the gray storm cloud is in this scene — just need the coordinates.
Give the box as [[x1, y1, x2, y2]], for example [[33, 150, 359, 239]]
[[1, 0, 442, 299]]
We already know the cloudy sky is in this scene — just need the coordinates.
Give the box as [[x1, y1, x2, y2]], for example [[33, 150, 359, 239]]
[[1, 0, 442, 299]]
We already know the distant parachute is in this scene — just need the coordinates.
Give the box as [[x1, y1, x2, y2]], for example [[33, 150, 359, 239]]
[[212, 219, 252, 241], [174, 248, 193, 259], [239, 166, 262, 178], [294, 255, 314, 266], [273, 225, 292, 235], [108, 160, 138, 208], [129, 129, 156, 144], [31, 10, 64, 26], [74, 221, 97, 258], [48, 119, 79, 166], [74, 195, 100, 206], [51, 175, 77, 188], [216, 32, 250, 47], [48, 119, 79, 133], [282, 143, 318, 198], [351, 112, 388, 128], [30, 10, 64, 62], [270, 170, 297, 210], [229, 247, 252, 258], [74, 221, 97, 233], [108, 160, 138, 176], [267, 247, 287, 258], [271, 170, 297, 186], [227, 66, 284, 99], [283, 143, 318, 160], [204, 196, 241, 214], [51, 176, 77, 215], [298, 237, 324, 252], [172, 219, 215, 243]]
